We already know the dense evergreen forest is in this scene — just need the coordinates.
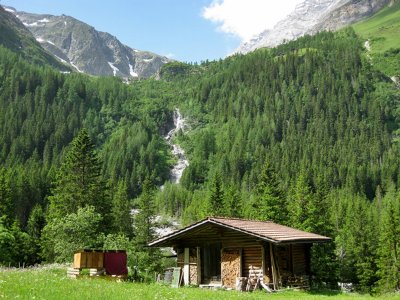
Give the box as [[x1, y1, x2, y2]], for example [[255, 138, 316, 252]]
[[1, 27, 400, 292]]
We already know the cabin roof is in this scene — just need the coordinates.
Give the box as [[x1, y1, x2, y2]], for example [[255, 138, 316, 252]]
[[148, 216, 331, 247]]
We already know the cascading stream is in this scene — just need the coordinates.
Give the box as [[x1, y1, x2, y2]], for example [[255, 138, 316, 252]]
[[164, 109, 189, 184]]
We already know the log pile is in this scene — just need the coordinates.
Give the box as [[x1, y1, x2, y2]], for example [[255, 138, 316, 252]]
[[67, 268, 80, 278], [221, 249, 240, 289], [189, 264, 197, 284]]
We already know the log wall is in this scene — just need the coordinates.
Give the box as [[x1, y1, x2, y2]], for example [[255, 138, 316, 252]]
[[242, 246, 262, 278], [292, 244, 307, 275]]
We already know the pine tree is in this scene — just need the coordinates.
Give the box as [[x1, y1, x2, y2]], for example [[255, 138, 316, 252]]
[[131, 177, 162, 280], [223, 183, 242, 218], [133, 178, 156, 249], [0, 168, 13, 227], [377, 199, 400, 291], [251, 160, 286, 223], [27, 204, 46, 263], [48, 129, 110, 223], [287, 171, 314, 230], [209, 172, 224, 216], [111, 180, 132, 236]]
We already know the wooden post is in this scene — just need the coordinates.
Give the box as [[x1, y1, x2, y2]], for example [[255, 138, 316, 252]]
[[269, 243, 277, 290], [261, 245, 265, 278], [184, 248, 190, 285], [220, 248, 224, 286], [239, 248, 243, 277]]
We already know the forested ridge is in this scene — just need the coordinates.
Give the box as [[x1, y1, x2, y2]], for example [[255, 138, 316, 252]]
[[1, 27, 400, 292]]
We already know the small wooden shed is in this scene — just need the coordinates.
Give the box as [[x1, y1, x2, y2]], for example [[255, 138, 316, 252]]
[[68, 249, 128, 278], [148, 217, 330, 290]]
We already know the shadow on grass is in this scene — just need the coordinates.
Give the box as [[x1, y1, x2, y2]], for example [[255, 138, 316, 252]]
[[306, 289, 343, 297]]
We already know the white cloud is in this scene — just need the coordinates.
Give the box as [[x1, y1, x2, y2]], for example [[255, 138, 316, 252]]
[[202, 0, 303, 41]]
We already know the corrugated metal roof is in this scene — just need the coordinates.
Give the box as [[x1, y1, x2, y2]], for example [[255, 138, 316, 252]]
[[148, 217, 331, 247]]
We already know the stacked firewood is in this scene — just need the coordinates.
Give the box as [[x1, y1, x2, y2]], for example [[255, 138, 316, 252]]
[[221, 250, 240, 289]]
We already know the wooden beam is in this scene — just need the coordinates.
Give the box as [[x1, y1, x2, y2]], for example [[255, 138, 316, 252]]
[[261, 245, 265, 278], [270, 243, 277, 290], [184, 248, 189, 285], [239, 248, 243, 277]]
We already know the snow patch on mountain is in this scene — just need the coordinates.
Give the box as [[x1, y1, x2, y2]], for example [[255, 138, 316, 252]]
[[126, 56, 139, 77], [54, 54, 68, 64], [108, 62, 119, 76], [6, 6, 171, 79], [4, 7, 16, 13], [70, 61, 83, 73]]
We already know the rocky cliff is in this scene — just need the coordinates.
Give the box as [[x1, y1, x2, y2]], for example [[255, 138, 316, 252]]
[[237, 0, 392, 54], [0, 6, 68, 70], [6, 6, 171, 79]]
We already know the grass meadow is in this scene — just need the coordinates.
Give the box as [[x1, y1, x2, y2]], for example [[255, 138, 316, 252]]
[[1, 266, 400, 300], [352, 1, 400, 76], [352, 1, 400, 53]]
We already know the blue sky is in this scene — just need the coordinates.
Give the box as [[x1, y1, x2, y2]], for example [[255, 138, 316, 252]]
[[2, 0, 302, 63]]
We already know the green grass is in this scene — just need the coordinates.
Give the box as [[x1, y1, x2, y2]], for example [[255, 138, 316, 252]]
[[352, 1, 400, 76], [353, 1, 400, 53], [1, 266, 400, 300]]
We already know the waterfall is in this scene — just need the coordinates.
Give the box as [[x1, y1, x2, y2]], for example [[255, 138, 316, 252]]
[[165, 109, 189, 184]]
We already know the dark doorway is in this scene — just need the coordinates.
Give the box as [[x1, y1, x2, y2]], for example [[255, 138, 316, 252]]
[[201, 243, 221, 283]]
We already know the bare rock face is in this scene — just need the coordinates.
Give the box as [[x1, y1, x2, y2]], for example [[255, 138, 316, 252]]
[[0, 6, 68, 70], [6, 7, 171, 79], [312, 0, 392, 32], [236, 0, 391, 54]]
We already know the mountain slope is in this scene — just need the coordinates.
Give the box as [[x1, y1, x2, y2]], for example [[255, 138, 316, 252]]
[[237, 0, 392, 54], [0, 6, 69, 70], [5, 6, 171, 79], [353, 0, 400, 78], [353, 0, 400, 51]]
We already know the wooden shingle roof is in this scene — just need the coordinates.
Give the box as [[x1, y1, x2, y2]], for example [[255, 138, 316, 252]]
[[148, 217, 331, 247]]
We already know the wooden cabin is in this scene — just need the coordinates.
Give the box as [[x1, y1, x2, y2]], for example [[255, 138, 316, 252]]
[[148, 217, 330, 290]]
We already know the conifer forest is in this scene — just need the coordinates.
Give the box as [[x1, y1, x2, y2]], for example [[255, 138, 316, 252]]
[[1, 26, 400, 293]]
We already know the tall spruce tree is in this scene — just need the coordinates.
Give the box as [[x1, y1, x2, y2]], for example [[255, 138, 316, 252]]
[[131, 177, 162, 280], [287, 171, 314, 230], [209, 172, 224, 216], [0, 168, 13, 227], [251, 160, 286, 223], [377, 199, 400, 291], [111, 180, 132, 236], [27, 204, 46, 263], [47, 129, 110, 224], [133, 178, 156, 249]]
